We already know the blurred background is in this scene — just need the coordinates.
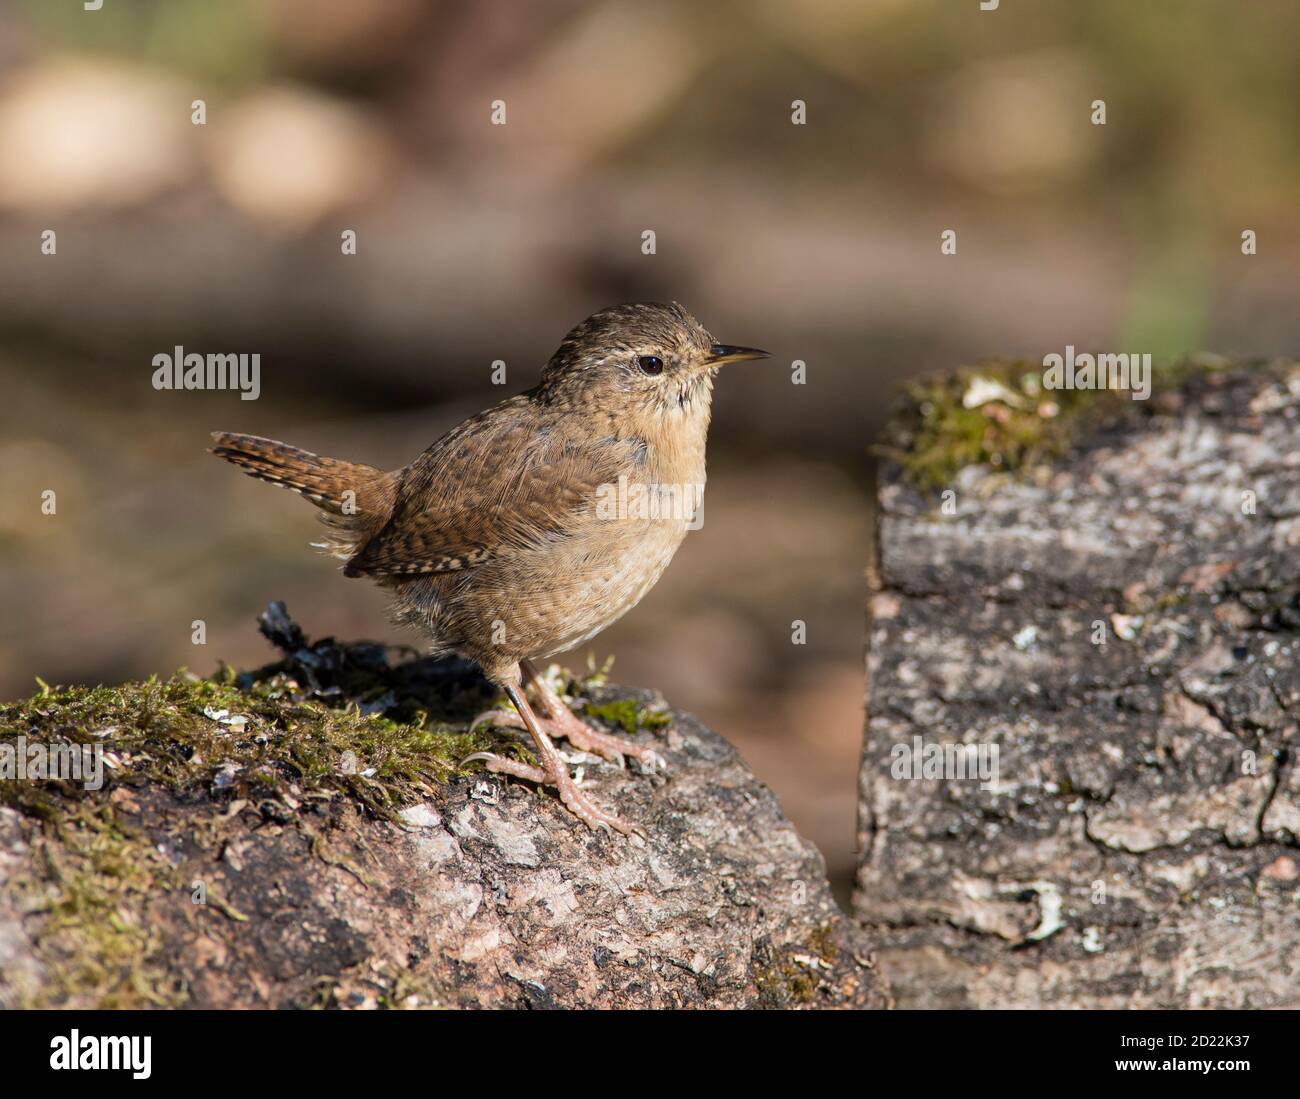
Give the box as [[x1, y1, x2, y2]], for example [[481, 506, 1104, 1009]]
[[1, 0, 1297, 899]]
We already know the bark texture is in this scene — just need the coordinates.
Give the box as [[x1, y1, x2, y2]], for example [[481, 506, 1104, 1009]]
[[856, 362, 1300, 1008], [1, 608, 884, 1009]]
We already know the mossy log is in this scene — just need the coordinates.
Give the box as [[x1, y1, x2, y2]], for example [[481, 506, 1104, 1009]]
[[857, 360, 1300, 1008], [0, 605, 884, 1009]]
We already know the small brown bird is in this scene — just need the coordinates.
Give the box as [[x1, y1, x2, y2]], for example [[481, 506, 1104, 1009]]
[[212, 302, 766, 835]]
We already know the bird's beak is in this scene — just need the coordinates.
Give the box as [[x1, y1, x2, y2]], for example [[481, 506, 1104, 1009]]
[[707, 344, 770, 365]]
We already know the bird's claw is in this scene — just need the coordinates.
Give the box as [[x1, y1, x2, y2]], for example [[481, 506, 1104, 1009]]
[[471, 707, 522, 731], [460, 749, 644, 837]]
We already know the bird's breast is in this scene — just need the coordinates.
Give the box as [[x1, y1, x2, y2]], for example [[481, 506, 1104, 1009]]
[[534, 515, 689, 658]]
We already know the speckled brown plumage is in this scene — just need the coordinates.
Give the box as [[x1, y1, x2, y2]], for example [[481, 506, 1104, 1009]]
[[211, 302, 766, 834]]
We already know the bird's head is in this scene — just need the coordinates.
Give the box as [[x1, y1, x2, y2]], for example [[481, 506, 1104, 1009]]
[[537, 302, 767, 417]]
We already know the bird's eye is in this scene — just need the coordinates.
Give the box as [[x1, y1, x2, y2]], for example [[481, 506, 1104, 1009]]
[[637, 355, 664, 375]]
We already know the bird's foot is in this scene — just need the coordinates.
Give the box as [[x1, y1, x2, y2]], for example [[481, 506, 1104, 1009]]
[[472, 703, 665, 775], [460, 750, 645, 838]]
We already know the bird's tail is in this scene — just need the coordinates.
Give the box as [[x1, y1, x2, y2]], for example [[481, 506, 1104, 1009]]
[[209, 431, 390, 519]]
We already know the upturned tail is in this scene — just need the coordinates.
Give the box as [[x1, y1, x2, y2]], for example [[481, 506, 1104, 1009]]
[[209, 432, 395, 549]]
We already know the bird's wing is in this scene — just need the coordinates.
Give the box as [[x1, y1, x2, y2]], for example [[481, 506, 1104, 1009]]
[[343, 400, 634, 578]]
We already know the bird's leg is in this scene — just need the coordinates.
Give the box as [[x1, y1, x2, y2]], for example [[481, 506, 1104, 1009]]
[[463, 675, 642, 837], [520, 659, 666, 773], [471, 662, 667, 772]]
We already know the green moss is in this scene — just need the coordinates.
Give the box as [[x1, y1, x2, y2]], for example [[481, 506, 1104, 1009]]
[[0, 672, 497, 822], [311, 962, 446, 1010], [752, 923, 840, 1006], [0, 604, 663, 1008], [877, 361, 1112, 490], [0, 660, 506, 1008], [14, 803, 185, 1008], [580, 697, 672, 735], [878, 356, 1241, 490], [805, 922, 840, 965]]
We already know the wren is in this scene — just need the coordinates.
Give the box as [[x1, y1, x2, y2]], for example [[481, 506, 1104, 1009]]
[[212, 302, 767, 835]]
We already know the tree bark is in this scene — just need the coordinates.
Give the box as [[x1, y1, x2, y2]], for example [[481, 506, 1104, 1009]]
[[856, 362, 1300, 1008], [0, 607, 885, 1009]]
